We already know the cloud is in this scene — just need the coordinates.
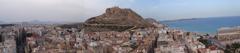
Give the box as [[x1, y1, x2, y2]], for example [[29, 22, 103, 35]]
[[0, 0, 117, 22], [0, 0, 239, 22]]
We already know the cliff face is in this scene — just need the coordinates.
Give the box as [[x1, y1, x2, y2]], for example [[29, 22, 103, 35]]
[[60, 7, 156, 32], [85, 7, 153, 27]]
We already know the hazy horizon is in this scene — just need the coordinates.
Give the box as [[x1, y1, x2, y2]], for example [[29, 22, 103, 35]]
[[0, 0, 240, 22]]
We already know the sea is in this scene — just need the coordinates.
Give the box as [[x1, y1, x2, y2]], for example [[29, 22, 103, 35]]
[[161, 16, 240, 34]]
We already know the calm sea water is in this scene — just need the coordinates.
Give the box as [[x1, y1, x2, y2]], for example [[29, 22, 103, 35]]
[[161, 16, 240, 34]]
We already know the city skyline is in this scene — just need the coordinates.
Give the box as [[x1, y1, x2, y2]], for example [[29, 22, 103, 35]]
[[0, 0, 240, 22]]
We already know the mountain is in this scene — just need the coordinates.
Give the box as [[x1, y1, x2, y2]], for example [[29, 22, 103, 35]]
[[83, 7, 155, 32], [145, 18, 160, 24], [7, 20, 72, 24], [161, 16, 240, 22], [61, 7, 156, 32], [85, 6, 154, 27], [0, 21, 15, 28], [25, 20, 51, 24]]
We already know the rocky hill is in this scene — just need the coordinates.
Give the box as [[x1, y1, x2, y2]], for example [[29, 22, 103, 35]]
[[85, 6, 153, 27], [60, 7, 156, 32]]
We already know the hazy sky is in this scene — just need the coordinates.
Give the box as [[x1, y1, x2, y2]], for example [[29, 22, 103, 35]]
[[0, 0, 240, 22]]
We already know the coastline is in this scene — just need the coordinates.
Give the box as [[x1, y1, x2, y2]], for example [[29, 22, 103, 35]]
[[161, 16, 240, 35]]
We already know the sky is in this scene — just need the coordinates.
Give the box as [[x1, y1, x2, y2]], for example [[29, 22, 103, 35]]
[[0, 0, 240, 22]]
